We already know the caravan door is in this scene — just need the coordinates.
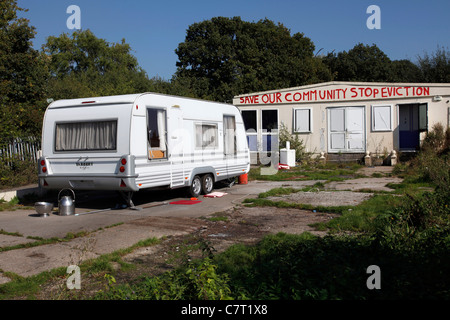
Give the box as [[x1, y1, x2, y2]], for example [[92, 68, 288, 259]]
[[223, 115, 237, 178], [169, 105, 185, 187]]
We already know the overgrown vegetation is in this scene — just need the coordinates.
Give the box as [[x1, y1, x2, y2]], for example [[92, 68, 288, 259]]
[[0, 157, 37, 190], [94, 125, 449, 300]]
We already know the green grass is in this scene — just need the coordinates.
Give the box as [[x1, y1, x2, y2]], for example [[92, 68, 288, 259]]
[[206, 212, 229, 222], [243, 193, 406, 233], [314, 194, 406, 233], [248, 162, 363, 182], [0, 197, 20, 211], [386, 175, 435, 195]]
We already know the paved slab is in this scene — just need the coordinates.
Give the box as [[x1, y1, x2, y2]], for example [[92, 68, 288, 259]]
[[326, 177, 402, 192], [268, 190, 373, 207], [0, 180, 319, 280], [0, 234, 36, 247]]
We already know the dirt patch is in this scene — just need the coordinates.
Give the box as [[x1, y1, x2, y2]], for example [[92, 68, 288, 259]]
[[116, 205, 337, 283]]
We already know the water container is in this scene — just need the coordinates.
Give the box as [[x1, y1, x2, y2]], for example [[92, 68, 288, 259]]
[[238, 173, 248, 184], [58, 188, 76, 216]]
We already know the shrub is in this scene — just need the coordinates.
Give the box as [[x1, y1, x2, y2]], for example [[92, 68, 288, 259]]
[[278, 123, 311, 162], [216, 232, 450, 299], [420, 123, 449, 154], [96, 258, 234, 300], [0, 157, 37, 190]]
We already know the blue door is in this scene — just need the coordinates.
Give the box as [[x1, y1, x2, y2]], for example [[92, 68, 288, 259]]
[[399, 104, 427, 150]]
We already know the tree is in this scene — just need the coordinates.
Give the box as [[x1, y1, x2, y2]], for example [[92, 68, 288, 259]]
[[174, 17, 332, 102], [43, 29, 153, 99], [0, 0, 49, 137], [390, 59, 422, 82], [416, 46, 450, 83], [323, 43, 393, 82]]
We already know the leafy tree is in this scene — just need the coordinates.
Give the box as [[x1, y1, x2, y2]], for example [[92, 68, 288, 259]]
[[416, 45, 450, 83], [323, 43, 393, 82], [174, 17, 331, 102], [390, 59, 422, 82], [43, 29, 153, 99], [0, 0, 48, 137]]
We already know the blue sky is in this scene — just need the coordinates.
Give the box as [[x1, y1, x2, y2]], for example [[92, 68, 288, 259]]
[[18, 0, 450, 80]]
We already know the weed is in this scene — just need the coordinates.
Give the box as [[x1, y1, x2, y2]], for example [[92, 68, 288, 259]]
[[215, 231, 450, 299], [96, 258, 235, 300], [207, 212, 229, 222]]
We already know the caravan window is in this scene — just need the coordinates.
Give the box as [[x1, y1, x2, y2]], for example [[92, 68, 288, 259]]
[[147, 108, 167, 159], [223, 115, 237, 155], [195, 123, 218, 149], [55, 120, 117, 151]]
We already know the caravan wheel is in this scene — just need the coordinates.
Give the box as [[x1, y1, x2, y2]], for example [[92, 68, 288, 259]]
[[189, 175, 202, 198], [201, 174, 214, 194]]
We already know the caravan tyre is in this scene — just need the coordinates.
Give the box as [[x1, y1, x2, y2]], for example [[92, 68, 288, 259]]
[[201, 174, 214, 194], [189, 175, 202, 198]]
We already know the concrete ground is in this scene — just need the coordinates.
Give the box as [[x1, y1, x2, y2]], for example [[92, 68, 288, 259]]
[[0, 166, 399, 284]]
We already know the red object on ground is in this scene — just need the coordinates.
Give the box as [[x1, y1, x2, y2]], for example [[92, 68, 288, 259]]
[[238, 173, 248, 184], [170, 200, 202, 205], [278, 163, 290, 170]]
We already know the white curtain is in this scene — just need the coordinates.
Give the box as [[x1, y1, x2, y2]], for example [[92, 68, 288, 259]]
[[156, 110, 166, 151], [196, 124, 218, 148], [195, 124, 203, 148], [55, 121, 117, 151], [223, 116, 236, 155]]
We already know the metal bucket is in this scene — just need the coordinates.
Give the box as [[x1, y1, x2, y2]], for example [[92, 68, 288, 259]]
[[58, 188, 76, 216], [34, 202, 54, 217]]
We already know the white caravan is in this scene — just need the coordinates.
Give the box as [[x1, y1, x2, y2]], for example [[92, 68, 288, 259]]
[[38, 93, 250, 207]]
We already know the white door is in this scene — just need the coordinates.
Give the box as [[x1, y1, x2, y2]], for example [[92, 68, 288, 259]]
[[328, 107, 365, 153], [224, 115, 237, 177], [169, 106, 185, 187]]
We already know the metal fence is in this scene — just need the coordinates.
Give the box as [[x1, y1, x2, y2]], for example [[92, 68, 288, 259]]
[[0, 136, 41, 167]]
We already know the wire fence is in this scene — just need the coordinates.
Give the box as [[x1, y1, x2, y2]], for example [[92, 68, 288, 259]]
[[0, 136, 42, 167]]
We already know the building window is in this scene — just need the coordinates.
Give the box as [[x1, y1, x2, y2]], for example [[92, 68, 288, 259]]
[[195, 123, 218, 149], [242, 110, 257, 132], [241, 110, 258, 151], [418, 103, 428, 131], [294, 108, 312, 133], [262, 109, 278, 132], [372, 105, 393, 132], [261, 109, 278, 152]]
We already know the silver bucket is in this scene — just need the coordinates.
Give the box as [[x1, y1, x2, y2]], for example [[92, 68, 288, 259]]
[[58, 188, 76, 216]]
